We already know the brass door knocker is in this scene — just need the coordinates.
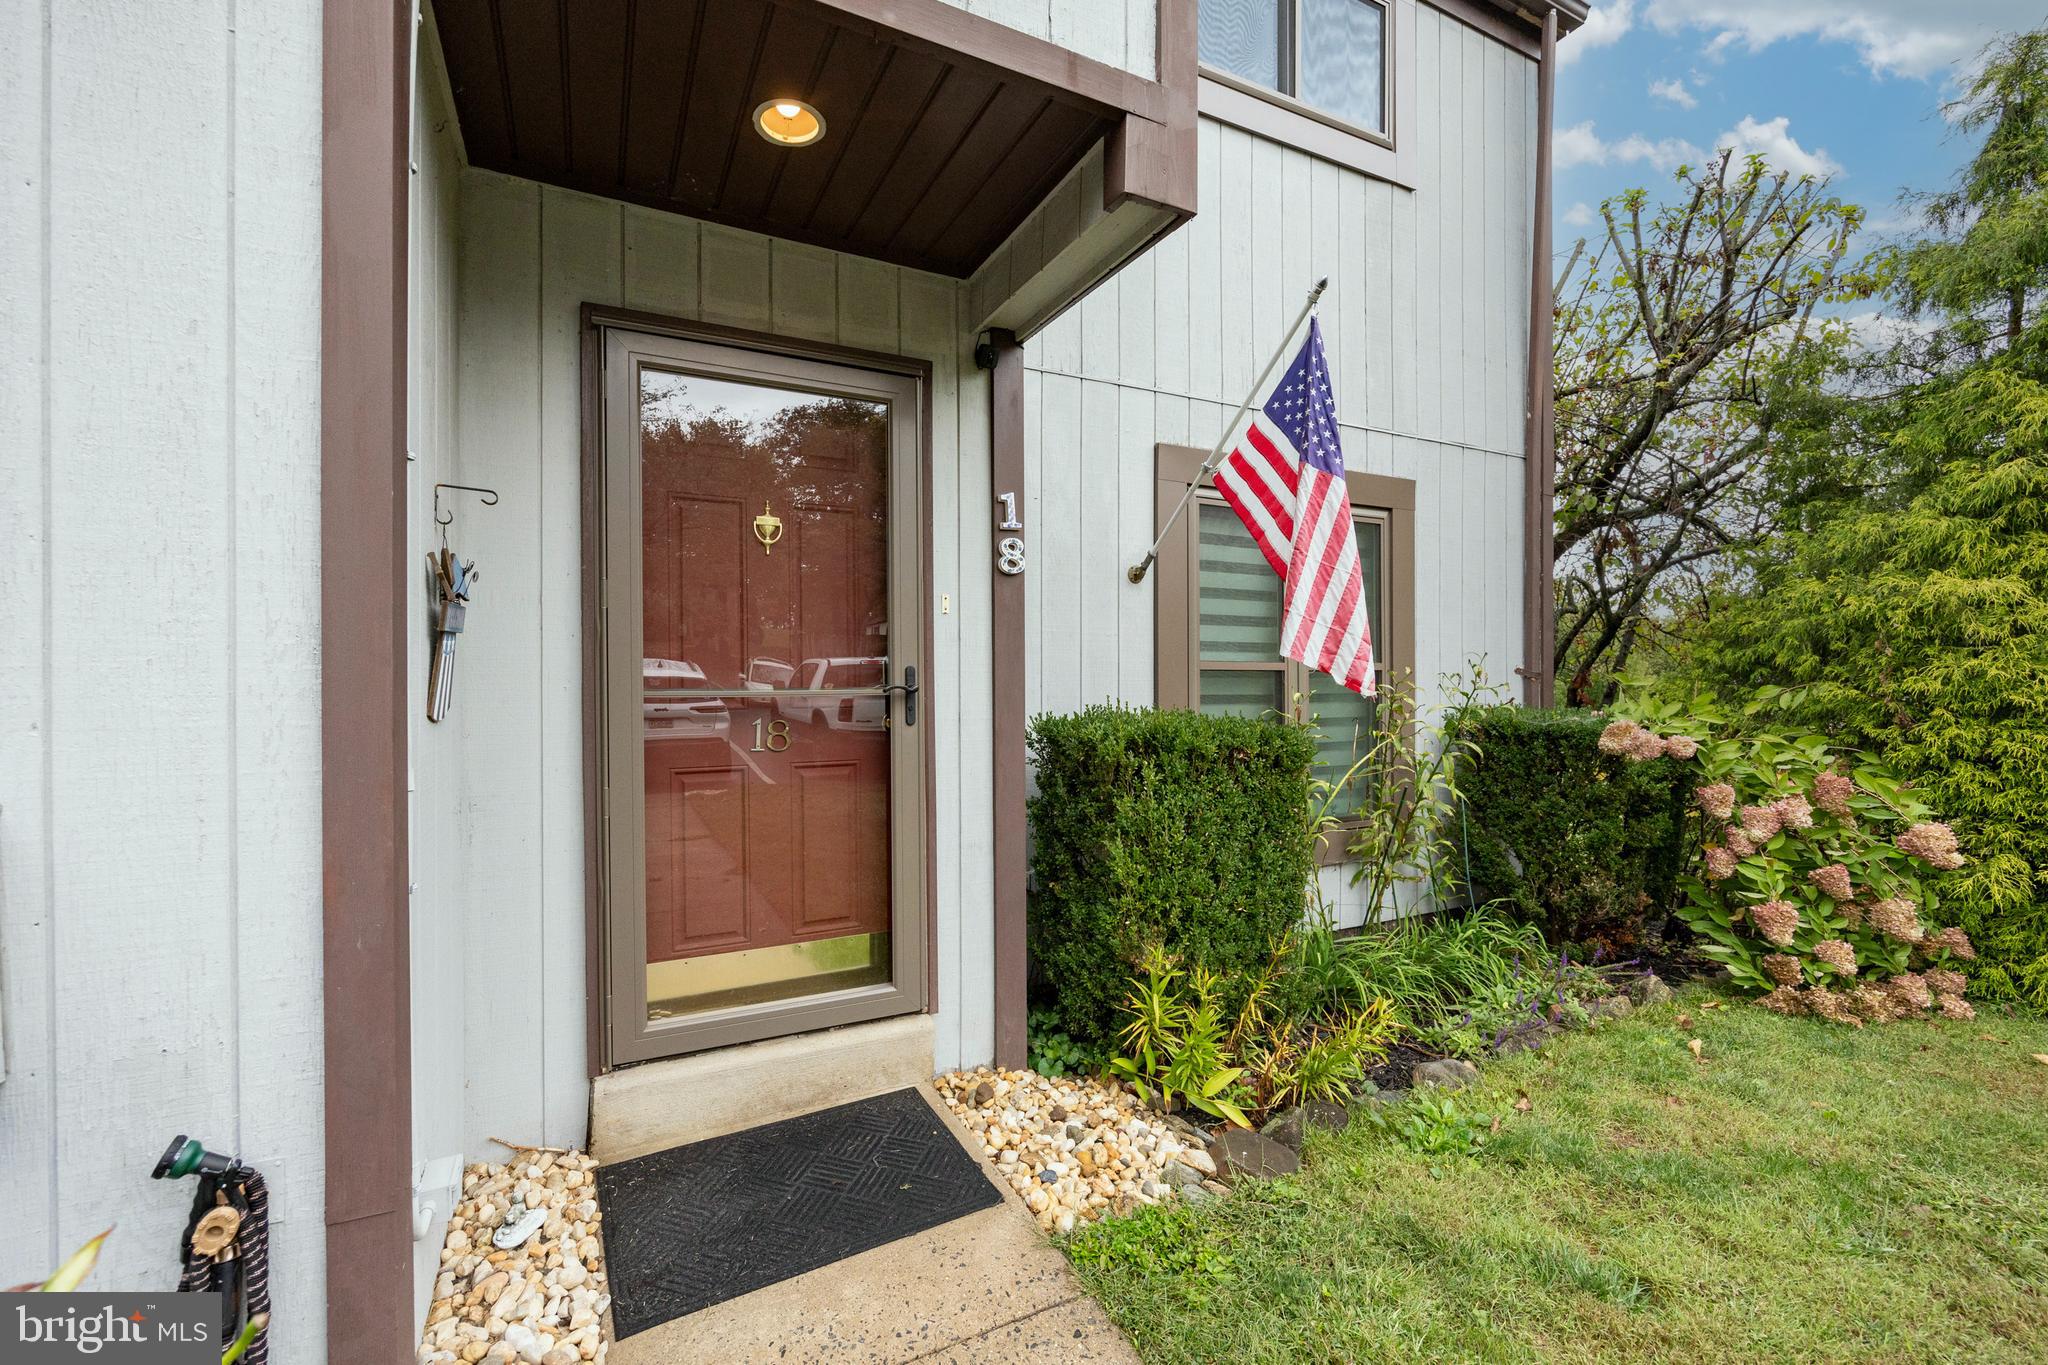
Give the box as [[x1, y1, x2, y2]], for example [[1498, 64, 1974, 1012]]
[[753, 503, 783, 556]]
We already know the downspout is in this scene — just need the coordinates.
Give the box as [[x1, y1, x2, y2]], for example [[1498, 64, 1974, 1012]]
[[1521, 6, 1559, 708]]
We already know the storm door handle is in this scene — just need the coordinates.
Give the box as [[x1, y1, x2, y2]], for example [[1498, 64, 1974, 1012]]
[[882, 665, 919, 727]]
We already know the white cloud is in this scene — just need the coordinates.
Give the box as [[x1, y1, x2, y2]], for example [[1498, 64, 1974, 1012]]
[[1840, 308, 1939, 352], [1559, 0, 1635, 66], [1649, 76, 1698, 108], [1642, 1, 2038, 80], [1714, 115, 1842, 178], [1563, 201, 1597, 228], [1555, 119, 1707, 172], [1555, 121, 1606, 169]]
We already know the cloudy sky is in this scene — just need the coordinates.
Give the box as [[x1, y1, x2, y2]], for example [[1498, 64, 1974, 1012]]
[[1551, 2, 2048, 244]]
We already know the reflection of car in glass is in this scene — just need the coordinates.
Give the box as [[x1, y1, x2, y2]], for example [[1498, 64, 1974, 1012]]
[[740, 656, 796, 692], [643, 658, 729, 739], [776, 656, 888, 731]]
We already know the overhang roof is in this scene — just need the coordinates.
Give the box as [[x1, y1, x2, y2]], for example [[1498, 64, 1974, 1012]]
[[1483, 0, 1591, 35], [430, 0, 1153, 277]]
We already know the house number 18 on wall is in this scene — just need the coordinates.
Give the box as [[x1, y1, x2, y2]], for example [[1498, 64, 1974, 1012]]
[[995, 491, 1025, 576]]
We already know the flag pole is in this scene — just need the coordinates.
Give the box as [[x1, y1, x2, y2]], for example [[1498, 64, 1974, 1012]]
[[1128, 277, 1329, 584]]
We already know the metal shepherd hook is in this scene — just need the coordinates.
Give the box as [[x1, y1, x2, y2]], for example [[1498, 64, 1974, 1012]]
[[1128, 275, 1330, 584]]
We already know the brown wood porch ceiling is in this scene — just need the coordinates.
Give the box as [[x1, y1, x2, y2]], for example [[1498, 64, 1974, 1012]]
[[432, 0, 1121, 277]]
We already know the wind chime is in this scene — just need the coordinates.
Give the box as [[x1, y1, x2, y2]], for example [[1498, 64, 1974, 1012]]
[[429, 483, 495, 723]]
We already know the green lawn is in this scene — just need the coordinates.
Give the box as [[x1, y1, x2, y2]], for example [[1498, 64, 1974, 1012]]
[[1065, 985, 2048, 1363]]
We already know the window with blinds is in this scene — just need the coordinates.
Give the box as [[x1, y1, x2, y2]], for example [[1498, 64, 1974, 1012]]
[[1198, 0, 1389, 137], [1195, 498, 1386, 801]]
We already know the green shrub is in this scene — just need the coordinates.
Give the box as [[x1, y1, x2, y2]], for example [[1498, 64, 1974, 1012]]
[[1681, 409, 2048, 1008], [1026, 1008, 1105, 1078], [1027, 705, 1317, 1051], [1610, 698, 1982, 1023], [1455, 706, 1689, 948]]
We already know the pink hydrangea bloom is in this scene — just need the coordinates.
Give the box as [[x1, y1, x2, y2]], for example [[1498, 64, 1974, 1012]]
[[1847, 984, 1905, 1022], [1885, 973, 1933, 1012], [1930, 925, 1977, 960], [1866, 898, 1924, 943], [1808, 863, 1854, 902], [1696, 783, 1736, 821], [1761, 954, 1803, 987], [1803, 987, 1864, 1027], [1703, 846, 1738, 881], [1812, 771, 1854, 818], [1938, 993, 1976, 1021], [1751, 899, 1801, 947], [1625, 727, 1667, 762], [1771, 794, 1815, 831], [1924, 967, 1967, 997], [1757, 986, 1806, 1016], [1812, 939, 1857, 977], [1662, 734, 1699, 760], [1896, 822, 1966, 870], [1724, 826, 1756, 859], [1739, 804, 1783, 842], [1597, 720, 1642, 756]]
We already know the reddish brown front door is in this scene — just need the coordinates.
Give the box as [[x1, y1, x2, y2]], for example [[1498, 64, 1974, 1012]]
[[600, 327, 927, 1061]]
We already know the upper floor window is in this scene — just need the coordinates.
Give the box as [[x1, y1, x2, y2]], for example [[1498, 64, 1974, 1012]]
[[1200, 0, 1388, 137]]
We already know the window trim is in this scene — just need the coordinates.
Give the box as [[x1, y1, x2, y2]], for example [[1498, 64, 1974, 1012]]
[[1199, 0, 1395, 147], [1152, 443, 1416, 866]]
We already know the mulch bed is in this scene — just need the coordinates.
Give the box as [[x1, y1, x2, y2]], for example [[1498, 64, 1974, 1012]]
[[1365, 1041, 1441, 1093]]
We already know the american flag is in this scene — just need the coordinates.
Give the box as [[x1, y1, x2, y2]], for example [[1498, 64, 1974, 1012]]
[[1210, 317, 1375, 696]]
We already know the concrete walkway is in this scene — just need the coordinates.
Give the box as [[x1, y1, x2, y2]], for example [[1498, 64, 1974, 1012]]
[[606, 1086, 1141, 1364]]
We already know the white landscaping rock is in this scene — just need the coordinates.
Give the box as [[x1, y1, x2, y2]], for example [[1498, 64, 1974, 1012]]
[[933, 1066, 1231, 1235], [416, 1148, 610, 1365]]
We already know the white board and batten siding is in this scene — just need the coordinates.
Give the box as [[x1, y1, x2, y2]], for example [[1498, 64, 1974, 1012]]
[[431, 166, 1003, 1157], [1023, 3, 1538, 926], [0, 0, 327, 1356], [409, 25, 471, 1319], [943, 0, 1159, 79]]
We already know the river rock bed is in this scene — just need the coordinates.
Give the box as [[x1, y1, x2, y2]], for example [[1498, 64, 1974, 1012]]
[[417, 1146, 610, 1365], [934, 1068, 1228, 1233]]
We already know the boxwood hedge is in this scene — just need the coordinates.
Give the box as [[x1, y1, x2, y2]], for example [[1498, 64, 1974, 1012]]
[[1455, 705, 1689, 949], [1026, 705, 1316, 1051]]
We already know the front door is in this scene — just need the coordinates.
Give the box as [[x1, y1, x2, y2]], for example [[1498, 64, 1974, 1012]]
[[598, 326, 927, 1063]]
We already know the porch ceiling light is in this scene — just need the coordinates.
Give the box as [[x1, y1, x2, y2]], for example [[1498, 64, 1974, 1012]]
[[754, 98, 825, 147]]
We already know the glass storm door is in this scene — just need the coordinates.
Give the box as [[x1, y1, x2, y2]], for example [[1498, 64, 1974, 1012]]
[[599, 328, 926, 1063]]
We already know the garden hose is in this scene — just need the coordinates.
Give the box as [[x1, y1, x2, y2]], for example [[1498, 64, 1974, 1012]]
[[156, 1136, 271, 1365]]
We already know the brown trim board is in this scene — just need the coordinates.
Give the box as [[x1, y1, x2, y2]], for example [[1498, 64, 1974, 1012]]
[[576, 305, 941, 1070], [791, 0, 1178, 126], [321, 0, 413, 1357], [1106, 0, 1199, 218], [987, 330, 1028, 1069]]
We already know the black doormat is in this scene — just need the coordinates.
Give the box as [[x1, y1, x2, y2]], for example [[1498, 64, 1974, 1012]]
[[595, 1086, 1003, 1338]]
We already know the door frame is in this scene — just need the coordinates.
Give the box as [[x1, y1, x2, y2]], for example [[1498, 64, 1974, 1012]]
[[579, 305, 936, 1072]]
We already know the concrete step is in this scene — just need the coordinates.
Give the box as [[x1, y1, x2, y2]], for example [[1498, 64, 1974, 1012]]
[[589, 1012, 936, 1163]]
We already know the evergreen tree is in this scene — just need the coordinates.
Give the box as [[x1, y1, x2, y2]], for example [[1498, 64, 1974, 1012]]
[[1679, 31, 2048, 1007]]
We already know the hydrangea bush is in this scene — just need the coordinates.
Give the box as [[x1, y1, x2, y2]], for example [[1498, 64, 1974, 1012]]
[[1604, 698, 1979, 1025]]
